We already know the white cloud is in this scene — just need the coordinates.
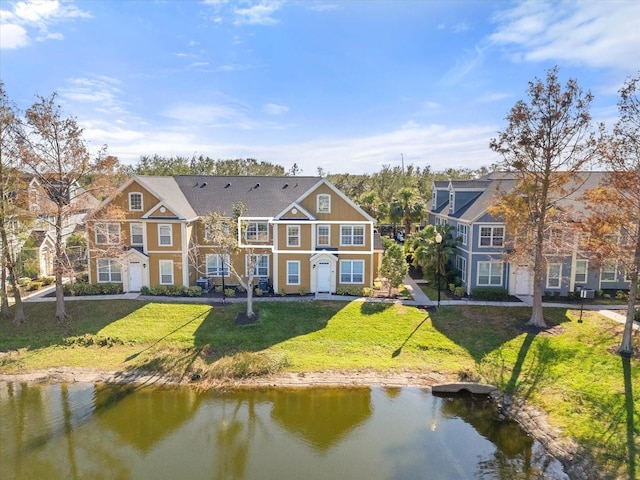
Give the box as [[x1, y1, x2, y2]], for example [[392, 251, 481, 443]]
[[234, 2, 281, 26], [263, 103, 289, 116], [490, 1, 640, 71], [0, 0, 91, 49], [0, 23, 29, 48]]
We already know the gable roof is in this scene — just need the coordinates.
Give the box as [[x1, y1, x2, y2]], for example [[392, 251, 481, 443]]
[[173, 175, 322, 217]]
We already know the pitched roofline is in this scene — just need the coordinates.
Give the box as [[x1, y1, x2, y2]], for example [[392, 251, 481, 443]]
[[294, 178, 376, 223]]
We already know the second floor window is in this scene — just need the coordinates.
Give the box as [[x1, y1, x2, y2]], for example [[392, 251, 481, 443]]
[[287, 225, 300, 247], [317, 225, 330, 246], [479, 226, 504, 247], [129, 192, 143, 211], [457, 224, 468, 246], [95, 222, 120, 245], [246, 221, 269, 242], [158, 224, 172, 246], [130, 223, 143, 245], [340, 225, 365, 246], [247, 255, 269, 277], [600, 260, 617, 282], [575, 259, 588, 283]]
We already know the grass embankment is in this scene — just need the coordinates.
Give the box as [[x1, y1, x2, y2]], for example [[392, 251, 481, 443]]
[[1, 299, 638, 478]]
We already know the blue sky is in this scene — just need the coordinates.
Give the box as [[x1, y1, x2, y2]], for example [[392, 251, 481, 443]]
[[1, 0, 638, 175]]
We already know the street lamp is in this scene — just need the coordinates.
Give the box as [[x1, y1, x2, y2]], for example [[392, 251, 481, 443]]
[[435, 232, 443, 308]]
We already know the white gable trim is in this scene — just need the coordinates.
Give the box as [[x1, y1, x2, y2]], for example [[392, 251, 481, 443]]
[[274, 202, 316, 220], [294, 179, 376, 223]]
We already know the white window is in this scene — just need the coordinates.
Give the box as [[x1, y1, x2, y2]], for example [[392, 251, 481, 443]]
[[575, 260, 588, 284], [479, 226, 504, 247], [457, 224, 468, 246], [158, 224, 172, 246], [600, 260, 617, 282], [340, 225, 365, 246], [247, 255, 269, 277], [317, 225, 330, 246], [287, 261, 300, 285], [97, 259, 122, 283], [130, 223, 143, 245], [340, 260, 364, 284], [456, 256, 467, 283], [317, 194, 331, 213], [206, 254, 229, 277], [246, 221, 269, 242], [547, 263, 562, 288], [159, 260, 174, 285], [477, 261, 503, 286], [95, 223, 120, 245], [287, 225, 300, 247], [129, 192, 143, 211]]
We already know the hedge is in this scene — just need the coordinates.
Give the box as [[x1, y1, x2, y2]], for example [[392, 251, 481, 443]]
[[471, 287, 509, 301]]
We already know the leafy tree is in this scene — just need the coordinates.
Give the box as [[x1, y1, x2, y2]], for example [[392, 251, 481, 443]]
[[379, 242, 408, 297], [17, 93, 115, 322], [389, 187, 425, 238], [0, 81, 28, 323], [583, 71, 640, 356], [123, 154, 286, 177], [406, 224, 457, 288], [489, 67, 597, 328]]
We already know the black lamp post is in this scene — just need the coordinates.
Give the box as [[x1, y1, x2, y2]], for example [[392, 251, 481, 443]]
[[435, 232, 443, 308]]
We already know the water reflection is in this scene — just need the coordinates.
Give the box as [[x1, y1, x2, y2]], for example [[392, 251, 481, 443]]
[[0, 383, 568, 480]]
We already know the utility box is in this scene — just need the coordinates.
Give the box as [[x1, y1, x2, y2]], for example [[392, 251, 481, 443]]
[[580, 288, 595, 299], [196, 277, 210, 290]]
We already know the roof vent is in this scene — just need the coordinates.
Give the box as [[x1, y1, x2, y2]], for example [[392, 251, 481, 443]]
[[225, 183, 231, 188], [255, 183, 260, 188], [283, 183, 289, 189], [200, 182, 207, 188]]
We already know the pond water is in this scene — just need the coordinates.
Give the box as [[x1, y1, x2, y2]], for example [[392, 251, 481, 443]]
[[0, 382, 568, 480]]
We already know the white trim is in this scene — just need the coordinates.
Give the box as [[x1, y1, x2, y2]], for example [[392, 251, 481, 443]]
[[158, 224, 173, 247], [339, 259, 365, 284], [159, 259, 174, 285], [97, 258, 123, 283], [340, 225, 365, 246], [476, 261, 503, 286], [128, 192, 143, 211], [130, 223, 144, 246], [316, 193, 331, 214], [316, 224, 331, 247], [286, 260, 300, 285], [286, 224, 301, 247]]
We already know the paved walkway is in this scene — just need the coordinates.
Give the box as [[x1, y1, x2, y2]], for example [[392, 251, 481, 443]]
[[15, 277, 639, 330]]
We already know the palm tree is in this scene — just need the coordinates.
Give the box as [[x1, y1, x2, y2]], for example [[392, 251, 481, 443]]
[[407, 224, 457, 286], [389, 187, 424, 239]]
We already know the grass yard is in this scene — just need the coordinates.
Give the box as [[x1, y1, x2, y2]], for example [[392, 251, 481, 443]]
[[1, 299, 638, 478]]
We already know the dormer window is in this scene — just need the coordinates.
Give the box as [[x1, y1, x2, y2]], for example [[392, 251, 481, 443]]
[[129, 192, 143, 211], [317, 194, 331, 213]]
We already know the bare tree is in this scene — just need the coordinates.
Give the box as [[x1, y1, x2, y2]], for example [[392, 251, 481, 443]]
[[0, 81, 29, 324], [17, 92, 114, 322], [490, 67, 597, 328], [583, 72, 640, 356], [201, 202, 264, 320]]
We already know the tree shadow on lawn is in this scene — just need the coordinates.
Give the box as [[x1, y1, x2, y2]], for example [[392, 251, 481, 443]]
[[1, 300, 149, 352], [430, 306, 572, 394], [190, 301, 342, 365]]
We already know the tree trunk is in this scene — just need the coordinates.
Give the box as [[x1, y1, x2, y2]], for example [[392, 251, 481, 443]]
[[54, 210, 67, 322], [528, 219, 548, 328], [246, 276, 255, 319], [0, 223, 26, 323], [619, 229, 640, 355], [1, 267, 9, 317]]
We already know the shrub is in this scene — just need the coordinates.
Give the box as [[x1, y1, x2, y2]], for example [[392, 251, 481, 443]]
[[298, 287, 307, 296], [70, 283, 99, 296], [471, 287, 509, 301], [373, 279, 383, 290], [214, 285, 224, 293], [616, 290, 628, 300], [140, 286, 150, 295], [336, 286, 364, 297], [75, 273, 89, 283], [224, 287, 236, 298], [236, 284, 246, 293], [186, 286, 202, 297], [254, 287, 264, 297], [18, 277, 32, 287], [279, 287, 287, 297], [448, 283, 456, 292], [39, 276, 55, 286], [362, 287, 373, 297], [453, 286, 465, 298], [100, 283, 122, 295], [26, 281, 42, 291]]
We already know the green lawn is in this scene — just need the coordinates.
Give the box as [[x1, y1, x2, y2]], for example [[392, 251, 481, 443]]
[[1, 299, 638, 478]]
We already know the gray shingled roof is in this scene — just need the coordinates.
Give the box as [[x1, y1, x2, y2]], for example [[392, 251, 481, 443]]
[[172, 175, 322, 217]]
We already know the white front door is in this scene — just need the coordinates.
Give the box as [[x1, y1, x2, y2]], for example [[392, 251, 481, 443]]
[[317, 262, 331, 292], [129, 262, 142, 292], [511, 265, 531, 295]]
